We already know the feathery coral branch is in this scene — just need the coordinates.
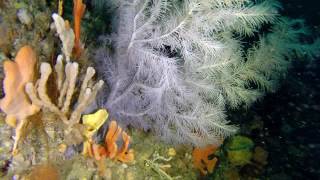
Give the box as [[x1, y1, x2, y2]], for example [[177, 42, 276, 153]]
[[95, 0, 319, 147]]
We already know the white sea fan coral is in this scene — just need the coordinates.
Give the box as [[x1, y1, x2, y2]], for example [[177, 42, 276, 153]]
[[95, 0, 319, 146]]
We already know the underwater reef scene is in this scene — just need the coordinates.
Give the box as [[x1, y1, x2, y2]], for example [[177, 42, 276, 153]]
[[0, 0, 319, 179]]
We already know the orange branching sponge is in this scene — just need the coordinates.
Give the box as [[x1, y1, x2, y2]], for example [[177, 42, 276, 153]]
[[0, 46, 40, 153], [105, 120, 122, 159], [116, 131, 134, 162], [84, 120, 134, 163], [73, 0, 86, 58], [192, 144, 219, 175]]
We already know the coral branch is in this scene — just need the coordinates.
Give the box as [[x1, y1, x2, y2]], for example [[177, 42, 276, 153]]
[[25, 55, 104, 128], [116, 131, 134, 162], [73, 0, 86, 58], [52, 13, 75, 62], [54, 55, 64, 90], [61, 62, 79, 113]]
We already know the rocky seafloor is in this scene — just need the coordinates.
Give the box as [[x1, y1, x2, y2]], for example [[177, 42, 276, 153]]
[[0, 112, 197, 180]]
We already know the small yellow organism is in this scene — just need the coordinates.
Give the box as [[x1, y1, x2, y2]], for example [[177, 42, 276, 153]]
[[58, 0, 64, 16], [82, 109, 109, 156], [168, 148, 176, 157], [82, 109, 109, 139]]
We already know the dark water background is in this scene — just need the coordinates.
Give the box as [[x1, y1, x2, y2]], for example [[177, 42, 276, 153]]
[[230, 0, 320, 179]]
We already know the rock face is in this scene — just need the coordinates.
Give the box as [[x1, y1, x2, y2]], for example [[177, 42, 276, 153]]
[[17, 9, 33, 26], [0, 114, 13, 177], [0, 0, 54, 64], [60, 130, 197, 179], [0, 126, 197, 179]]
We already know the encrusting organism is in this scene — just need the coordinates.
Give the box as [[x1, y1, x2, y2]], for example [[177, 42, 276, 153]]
[[144, 151, 180, 180], [192, 144, 219, 175], [25, 163, 60, 180], [0, 46, 40, 154]]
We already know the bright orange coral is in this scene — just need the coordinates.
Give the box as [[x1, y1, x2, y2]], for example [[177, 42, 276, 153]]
[[0, 46, 39, 153], [84, 120, 134, 163], [72, 0, 86, 58], [192, 144, 219, 175], [105, 120, 122, 158], [116, 131, 134, 162], [91, 143, 107, 161]]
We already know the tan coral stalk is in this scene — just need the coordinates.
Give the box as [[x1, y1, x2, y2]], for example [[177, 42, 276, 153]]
[[12, 119, 29, 155], [25, 63, 68, 124], [54, 55, 64, 90], [52, 13, 75, 62], [26, 55, 104, 130], [86, 80, 104, 105], [61, 62, 79, 113], [78, 67, 95, 101], [69, 80, 104, 127], [68, 88, 92, 125], [38, 63, 65, 119], [57, 62, 71, 107]]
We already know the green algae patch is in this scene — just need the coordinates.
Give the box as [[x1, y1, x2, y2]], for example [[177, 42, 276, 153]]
[[226, 135, 254, 166]]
